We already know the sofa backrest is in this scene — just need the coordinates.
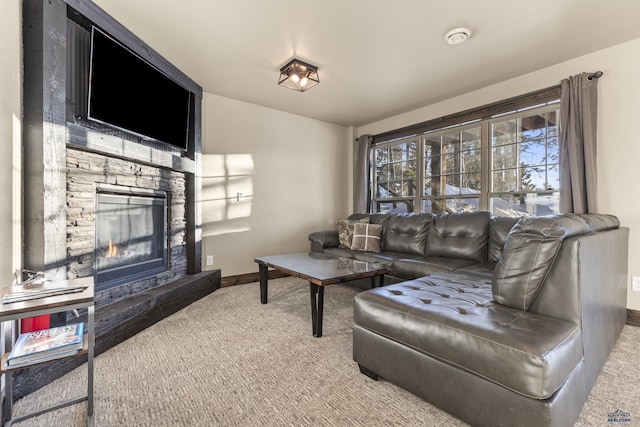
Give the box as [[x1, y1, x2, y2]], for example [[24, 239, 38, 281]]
[[348, 213, 391, 225], [532, 227, 628, 347], [425, 211, 491, 262], [529, 214, 625, 326], [488, 216, 519, 263], [492, 214, 591, 311], [379, 213, 432, 256]]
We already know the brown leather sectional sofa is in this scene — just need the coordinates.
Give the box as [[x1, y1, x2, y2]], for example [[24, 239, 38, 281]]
[[309, 211, 629, 426]]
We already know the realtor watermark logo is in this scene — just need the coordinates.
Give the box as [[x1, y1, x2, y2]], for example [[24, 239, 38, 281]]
[[607, 409, 632, 423]]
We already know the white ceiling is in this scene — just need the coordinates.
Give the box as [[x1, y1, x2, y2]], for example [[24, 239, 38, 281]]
[[93, 0, 640, 127]]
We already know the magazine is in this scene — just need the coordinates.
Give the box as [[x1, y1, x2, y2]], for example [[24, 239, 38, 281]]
[[6, 347, 83, 369], [6, 324, 84, 368]]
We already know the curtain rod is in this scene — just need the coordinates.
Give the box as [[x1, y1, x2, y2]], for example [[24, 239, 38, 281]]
[[588, 71, 603, 80]]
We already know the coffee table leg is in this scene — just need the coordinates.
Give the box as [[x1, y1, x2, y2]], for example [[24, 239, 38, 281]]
[[259, 263, 269, 304], [370, 274, 386, 288], [310, 283, 324, 337]]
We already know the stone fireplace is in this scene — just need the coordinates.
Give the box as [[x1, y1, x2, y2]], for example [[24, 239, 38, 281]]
[[14, 0, 221, 400], [66, 148, 189, 308], [22, 1, 206, 297]]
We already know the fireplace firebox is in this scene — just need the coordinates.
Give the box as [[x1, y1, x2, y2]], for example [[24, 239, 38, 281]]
[[95, 185, 168, 291]]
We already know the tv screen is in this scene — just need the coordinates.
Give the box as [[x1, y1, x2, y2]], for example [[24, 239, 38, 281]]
[[88, 27, 190, 150]]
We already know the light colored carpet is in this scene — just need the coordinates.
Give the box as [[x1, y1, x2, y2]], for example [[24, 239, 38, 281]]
[[10, 277, 640, 426]]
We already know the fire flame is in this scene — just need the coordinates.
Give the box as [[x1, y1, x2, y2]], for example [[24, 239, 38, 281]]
[[107, 239, 118, 258]]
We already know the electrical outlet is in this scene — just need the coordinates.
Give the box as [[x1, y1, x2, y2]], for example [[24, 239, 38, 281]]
[[206, 255, 214, 266], [632, 276, 640, 292]]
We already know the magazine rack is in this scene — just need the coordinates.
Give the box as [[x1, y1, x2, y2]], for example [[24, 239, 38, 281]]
[[0, 278, 94, 427]]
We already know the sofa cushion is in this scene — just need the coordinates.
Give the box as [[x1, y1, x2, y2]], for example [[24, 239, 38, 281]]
[[348, 251, 479, 279], [488, 216, 519, 263], [337, 217, 369, 248], [354, 273, 583, 399], [493, 214, 590, 311], [349, 213, 390, 226], [351, 223, 382, 253], [382, 213, 432, 256], [391, 257, 477, 278], [425, 211, 491, 262], [352, 250, 421, 264]]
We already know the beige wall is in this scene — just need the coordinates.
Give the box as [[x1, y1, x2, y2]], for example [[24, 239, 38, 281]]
[[1, 0, 21, 396], [357, 38, 640, 311], [0, 0, 21, 287], [2, 0, 638, 310], [201, 93, 349, 276], [0, 0, 351, 284]]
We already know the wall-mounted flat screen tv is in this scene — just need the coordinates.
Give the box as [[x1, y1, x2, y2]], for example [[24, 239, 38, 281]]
[[88, 27, 190, 151]]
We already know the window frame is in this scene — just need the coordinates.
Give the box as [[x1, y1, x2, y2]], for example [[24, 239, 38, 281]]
[[370, 102, 560, 215]]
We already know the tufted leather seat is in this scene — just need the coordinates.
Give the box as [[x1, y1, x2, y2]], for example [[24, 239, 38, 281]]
[[354, 270, 583, 399], [343, 212, 628, 427]]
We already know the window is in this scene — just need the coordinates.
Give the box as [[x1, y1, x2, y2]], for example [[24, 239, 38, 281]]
[[490, 108, 559, 216], [373, 138, 418, 213], [422, 124, 482, 214], [371, 103, 560, 216]]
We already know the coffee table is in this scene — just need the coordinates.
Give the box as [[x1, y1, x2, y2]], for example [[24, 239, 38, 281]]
[[255, 252, 392, 337]]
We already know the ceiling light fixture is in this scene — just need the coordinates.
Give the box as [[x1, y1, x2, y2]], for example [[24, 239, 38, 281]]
[[278, 58, 319, 92], [444, 27, 472, 45]]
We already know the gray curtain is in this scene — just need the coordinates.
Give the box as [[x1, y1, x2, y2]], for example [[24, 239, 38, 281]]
[[354, 135, 373, 213], [559, 72, 599, 214]]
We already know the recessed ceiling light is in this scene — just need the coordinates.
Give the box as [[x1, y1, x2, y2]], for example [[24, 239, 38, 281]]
[[444, 27, 472, 45]]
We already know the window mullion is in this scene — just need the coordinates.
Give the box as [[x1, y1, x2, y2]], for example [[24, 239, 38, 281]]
[[480, 122, 490, 211], [516, 117, 522, 192], [416, 137, 424, 212]]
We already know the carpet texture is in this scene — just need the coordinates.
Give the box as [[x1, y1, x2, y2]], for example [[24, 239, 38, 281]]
[[10, 277, 640, 426]]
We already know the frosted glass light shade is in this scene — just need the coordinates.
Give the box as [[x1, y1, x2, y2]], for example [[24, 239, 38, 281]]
[[278, 58, 319, 92]]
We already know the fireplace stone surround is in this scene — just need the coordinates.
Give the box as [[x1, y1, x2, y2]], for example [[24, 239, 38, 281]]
[[66, 148, 189, 308]]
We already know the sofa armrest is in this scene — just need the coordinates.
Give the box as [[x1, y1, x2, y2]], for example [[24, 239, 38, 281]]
[[309, 230, 340, 253]]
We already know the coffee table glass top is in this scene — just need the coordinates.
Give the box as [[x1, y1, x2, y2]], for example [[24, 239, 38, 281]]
[[254, 252, 391, 282]]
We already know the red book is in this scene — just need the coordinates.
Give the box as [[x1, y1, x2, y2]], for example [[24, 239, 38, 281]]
[[20, 315, 50, 333]]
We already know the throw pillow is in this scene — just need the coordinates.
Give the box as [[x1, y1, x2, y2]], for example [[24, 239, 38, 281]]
[[351, 223, 382, 253], [337, 217, 370, 248]]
